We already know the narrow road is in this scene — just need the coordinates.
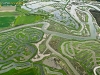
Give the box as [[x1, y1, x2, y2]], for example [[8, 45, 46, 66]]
[[46, 35, 80, 75]]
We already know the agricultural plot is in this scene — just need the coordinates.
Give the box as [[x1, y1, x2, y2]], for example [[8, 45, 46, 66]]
[[12, 65, 42, 75], [0, 0, 20, 2], [0, 17, 15, 28], [14, 15, 46, 26], [0, 0, 22, 6], [0, 12, 20, 16], [0, 27, 44, 74]]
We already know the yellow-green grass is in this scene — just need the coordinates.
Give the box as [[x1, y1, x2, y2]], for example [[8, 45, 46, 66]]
[[14, 15, 45, 26]]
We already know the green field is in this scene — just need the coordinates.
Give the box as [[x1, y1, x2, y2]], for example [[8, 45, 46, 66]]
[[14, 15, 46, 26], [0, 17, 15, 28], [0, 12, 20, 16], [1, 65, 42, 75], [0, 0, 23, 6], [0, 0, 20, 2]]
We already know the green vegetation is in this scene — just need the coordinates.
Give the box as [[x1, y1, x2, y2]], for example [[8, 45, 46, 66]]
[[14, 15, 47, 26], [47, 20, 70, 34], [67, 21, 77, 30], [1, 64, 42, 75], [1, 68, 17, 75], [49, 36, 99, 75], [0, 0, 20, 2], [70, 58, 88, 75], [67, 41, 99, 75], [39, 35, 50, 53], [0, 7, 48, 29], [85, 14, 88, 22], [0, 27, 44, 74], [34, 24, 43, 28], [76, 10, 88, 22], [0, 17, 15, 28], [86, 24, 90, 33], [0, 12, 20, 16], [44, 66, 67, 75], [39, 44, 46, 53], [49, 36, 67, 53], [63, 42, 73, 54], [65, 20, 82, 32], [47, 19, 82, 36], [0, 0, 23, 6], [0, 0, 99, 75], [16, 5, 29, 15], [76, 10, 84, 22], [13, 66, 42, 75], [78, 41, 100, 56]]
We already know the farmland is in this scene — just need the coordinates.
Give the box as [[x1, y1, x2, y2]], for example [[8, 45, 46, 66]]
[[0, 17, 15, 28], [0, 12, 20, 16], [0, 0, 23, 6], [14, 15, 46, 26]]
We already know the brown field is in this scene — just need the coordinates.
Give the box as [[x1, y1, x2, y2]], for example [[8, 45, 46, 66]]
[[0, 6, 16, 12]]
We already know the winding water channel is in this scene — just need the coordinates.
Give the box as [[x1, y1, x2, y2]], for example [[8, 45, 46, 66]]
[[0, 0, 99, 75]]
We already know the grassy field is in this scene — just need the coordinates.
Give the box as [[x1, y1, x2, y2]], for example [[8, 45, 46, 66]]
[[0, 12, 20, 16], [34, 24, 43, 28], [0, 0, 20, 2], [0, 0, 22, 6], [13, 66, 41, 75], [47, 20, 70, 34], [0, 17, 15, 28], [14, 15, 46, 26], [1, 65, 41, 75]]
